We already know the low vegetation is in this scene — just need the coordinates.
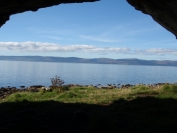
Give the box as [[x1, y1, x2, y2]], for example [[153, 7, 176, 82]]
[[1, 81, 177, 132], [1, 83, 177, 104]]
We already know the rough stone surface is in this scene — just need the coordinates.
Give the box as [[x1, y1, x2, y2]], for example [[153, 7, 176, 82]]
[[127, 0, 177, 38], [1, 0, 177, 39], [0, 0, 99, 27]]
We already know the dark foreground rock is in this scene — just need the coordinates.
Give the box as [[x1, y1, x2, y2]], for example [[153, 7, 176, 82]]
[[1, 97, 177, 132]]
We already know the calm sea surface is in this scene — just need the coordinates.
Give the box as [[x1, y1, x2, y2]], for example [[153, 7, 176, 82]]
[[0, 60, 177, 88]]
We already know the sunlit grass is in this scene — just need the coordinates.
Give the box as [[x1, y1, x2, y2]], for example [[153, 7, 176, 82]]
[[2, 84, 177, 104], [2, 84, 177, 132]]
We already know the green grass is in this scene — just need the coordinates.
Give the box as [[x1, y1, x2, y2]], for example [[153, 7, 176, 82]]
[[3, 84, 177, 104], [2, 86, 128, 104], [1, 84, 177, 132]]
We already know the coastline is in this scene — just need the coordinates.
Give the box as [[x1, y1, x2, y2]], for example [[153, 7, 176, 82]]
[[1, 83, 177, 132], [0, 82, 172, 99]]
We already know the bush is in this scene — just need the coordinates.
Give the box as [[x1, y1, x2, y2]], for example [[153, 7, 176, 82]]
[[50, 75, 65, 92]]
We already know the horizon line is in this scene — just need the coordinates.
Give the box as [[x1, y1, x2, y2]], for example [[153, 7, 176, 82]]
[[0, 55, 176, 61]]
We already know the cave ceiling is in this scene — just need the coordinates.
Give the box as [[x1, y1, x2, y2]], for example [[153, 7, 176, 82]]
[[0, 0, 99, 27], [0, 0, 177, 38], [127, 0, 177, 38]]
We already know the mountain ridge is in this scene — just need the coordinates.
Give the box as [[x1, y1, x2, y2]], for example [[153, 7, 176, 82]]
[[0, 56, 176, 67]]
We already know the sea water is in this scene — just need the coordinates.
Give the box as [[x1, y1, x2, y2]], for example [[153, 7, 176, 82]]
[[0, 60, 177, 88]]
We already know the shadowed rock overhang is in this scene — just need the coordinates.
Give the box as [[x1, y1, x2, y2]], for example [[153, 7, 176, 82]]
[[1, 0, 177, 39], [0, 0, 99, 27], [127, 0, 177, 38]]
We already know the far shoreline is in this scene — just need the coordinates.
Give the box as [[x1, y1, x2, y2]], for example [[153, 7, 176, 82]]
[[0, 56, 177, 67]]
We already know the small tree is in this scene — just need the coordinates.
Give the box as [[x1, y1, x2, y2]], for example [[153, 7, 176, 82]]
[[50, 75, 64, 91]]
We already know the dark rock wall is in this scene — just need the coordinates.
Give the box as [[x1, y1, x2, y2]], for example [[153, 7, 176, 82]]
[[127, 0, 177, 38], [0, 0, 99, 27], [0, 0, 177, 38]]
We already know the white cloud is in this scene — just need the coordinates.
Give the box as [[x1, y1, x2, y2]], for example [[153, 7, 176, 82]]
[[0, 41, 129, 53], [0, 41, 177, 56]]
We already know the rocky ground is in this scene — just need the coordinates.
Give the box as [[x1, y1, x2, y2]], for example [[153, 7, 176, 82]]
[[0, 83, 169, 99], [0, 83, 177, 133]]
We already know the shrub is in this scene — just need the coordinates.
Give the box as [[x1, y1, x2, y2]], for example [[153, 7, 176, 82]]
[[50, 75, 65, 92]]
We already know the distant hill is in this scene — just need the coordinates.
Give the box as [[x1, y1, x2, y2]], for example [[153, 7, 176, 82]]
[[0, 56, 177, 66]]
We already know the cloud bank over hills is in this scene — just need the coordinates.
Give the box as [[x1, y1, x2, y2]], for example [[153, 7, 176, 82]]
[[0, 41, 177, 56]]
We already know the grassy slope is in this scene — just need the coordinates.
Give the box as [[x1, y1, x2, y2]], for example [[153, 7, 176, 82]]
[[1, 84, 177, 132]]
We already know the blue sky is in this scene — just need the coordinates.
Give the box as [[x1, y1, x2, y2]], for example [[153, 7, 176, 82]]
[[0, 0, 177, 60]]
